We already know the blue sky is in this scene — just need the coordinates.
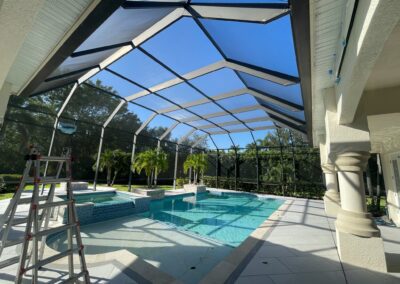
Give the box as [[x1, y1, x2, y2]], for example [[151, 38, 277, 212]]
[[87, 11, 300, 149]]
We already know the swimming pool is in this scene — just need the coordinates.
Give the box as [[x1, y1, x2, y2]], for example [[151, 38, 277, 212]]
[[141, 191, 284, 247], [47, 191, 284, 283]]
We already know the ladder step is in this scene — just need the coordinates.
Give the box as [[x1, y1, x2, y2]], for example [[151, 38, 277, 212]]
[[38, 200, 72, 210], [18, 196, 47, 204], [0, 255, 20, 269], [35, 223, 76, 238], [63, 270, 88, 284], [25, 248, 78, 271], [25, 177, 70, 184], [11, 217, 28, 226], [2, 239, 24, 248]]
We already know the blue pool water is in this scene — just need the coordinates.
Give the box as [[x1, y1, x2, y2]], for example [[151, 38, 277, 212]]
[[140, 191, 284, 247]]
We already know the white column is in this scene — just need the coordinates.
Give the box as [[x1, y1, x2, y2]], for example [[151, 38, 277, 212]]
[[334, 151, 387, 272], [321, 163, 340, 217]]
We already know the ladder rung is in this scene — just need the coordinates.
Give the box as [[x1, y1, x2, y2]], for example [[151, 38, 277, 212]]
[[25, 177, 70, 184], [0, 255, 20, 269], [2, 239, 24, 248], [18, 196, 47, 204], [12, 217, 28, 225], [35, 223, 76, 238], [25, 248, 78, 271], [63, 270, 88, 284], [38, 200, 72, 209], [37, 156, 70, 162]]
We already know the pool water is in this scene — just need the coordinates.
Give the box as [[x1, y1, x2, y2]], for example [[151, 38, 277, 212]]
[[140, 191, 284, 247]]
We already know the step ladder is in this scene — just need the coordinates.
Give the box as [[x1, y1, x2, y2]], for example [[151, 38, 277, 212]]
[[0, 146, 90, 283]]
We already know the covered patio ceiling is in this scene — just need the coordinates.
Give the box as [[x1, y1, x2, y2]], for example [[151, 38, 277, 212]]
[[21, 0, 311, 145]]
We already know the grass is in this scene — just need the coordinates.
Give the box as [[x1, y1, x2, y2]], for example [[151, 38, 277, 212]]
[[0, 193, 13, 200]]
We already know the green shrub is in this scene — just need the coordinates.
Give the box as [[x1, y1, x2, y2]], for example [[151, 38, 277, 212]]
[[175, 178, 188, 187], [202, 175, 325, 199], [0, 174, 22, 193]]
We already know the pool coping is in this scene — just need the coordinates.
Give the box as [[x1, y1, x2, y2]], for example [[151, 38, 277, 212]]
[[43, 189, 292, 283]]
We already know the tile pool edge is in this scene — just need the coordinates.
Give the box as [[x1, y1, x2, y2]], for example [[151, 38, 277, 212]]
[[42, 246, 180, 284], [199, 198, 293, 284]]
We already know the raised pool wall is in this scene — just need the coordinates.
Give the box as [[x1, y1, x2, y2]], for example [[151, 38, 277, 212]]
[[57, 192, 151, 225]]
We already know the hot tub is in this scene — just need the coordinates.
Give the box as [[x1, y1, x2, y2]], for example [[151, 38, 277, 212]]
[[58, 191, 151, 225]]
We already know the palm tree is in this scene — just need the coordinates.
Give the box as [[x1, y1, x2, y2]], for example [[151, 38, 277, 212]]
[[132, 149, 167, 188], [111, 150, 130, 186], [183, 153, 207, 185], [93, 149, 115, 186]]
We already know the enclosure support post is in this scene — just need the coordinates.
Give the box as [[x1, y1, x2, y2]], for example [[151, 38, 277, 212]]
[[93, 126, 105, 191], [289, 130, 297, 192], [250, 132, 260, 192], [216, 149, 220, 188], [189, 148, 193, 183], [128, 134, 137, 192], [93, 100, 125, 191], [256, 146, 260, 191], [42, 83, 78, 193], [128, 112, 158, 191], [154, 140, 161, 186], [173, 144, 179, 189], [276, 129, 285, 196], [234, 148, 238, 191]]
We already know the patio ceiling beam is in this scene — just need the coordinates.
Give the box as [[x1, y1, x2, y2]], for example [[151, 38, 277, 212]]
[[247, 88, 304, 112], [225, 59, 299, 86], [159, 121, 179, 141], [178, 128, 196, 145], [208, 134, 219, 150], [105, 67, 231, 135], [76, 8, 185, 85], [82, 82, 211, 138], [192, 135, 208, 148], [270, 114, 306, 135], [123, 2, 289, 23], [135, 47, 251, 132], [196, 117, 271, 130], [208, 125, 277, 135], [180, 105, 262, 123], [103, 100, 126, 128], [135, 112, 157, 135], [258, 103, 305, 125], [123, 58, 297, 102], [156, 87, 303, 114]]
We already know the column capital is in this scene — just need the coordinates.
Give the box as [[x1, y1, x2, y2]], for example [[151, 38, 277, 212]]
[[321, 163, 335, 174], [334, 151, 370, 172]]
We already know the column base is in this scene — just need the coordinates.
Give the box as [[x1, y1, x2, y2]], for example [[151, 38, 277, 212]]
[[335, 209, 387, 272], [323, 190, 340, 217]]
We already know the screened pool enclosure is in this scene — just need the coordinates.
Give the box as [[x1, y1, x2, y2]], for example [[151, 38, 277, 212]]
[[0, 1, 321, 197]]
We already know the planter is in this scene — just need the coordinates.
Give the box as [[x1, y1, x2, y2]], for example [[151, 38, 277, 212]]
[[183, 184, 207, 194], [134, 188, 165, 200]]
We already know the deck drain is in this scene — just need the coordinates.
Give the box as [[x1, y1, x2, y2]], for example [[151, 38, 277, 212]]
[[262, 261, 268, 264], [190, 266, 196, 270]]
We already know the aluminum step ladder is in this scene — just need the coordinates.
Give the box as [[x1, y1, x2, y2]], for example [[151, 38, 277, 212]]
[[0, 146, 90, 283]]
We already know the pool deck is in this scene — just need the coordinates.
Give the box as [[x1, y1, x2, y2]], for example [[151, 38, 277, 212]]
[[1, 188, 400, 283]]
